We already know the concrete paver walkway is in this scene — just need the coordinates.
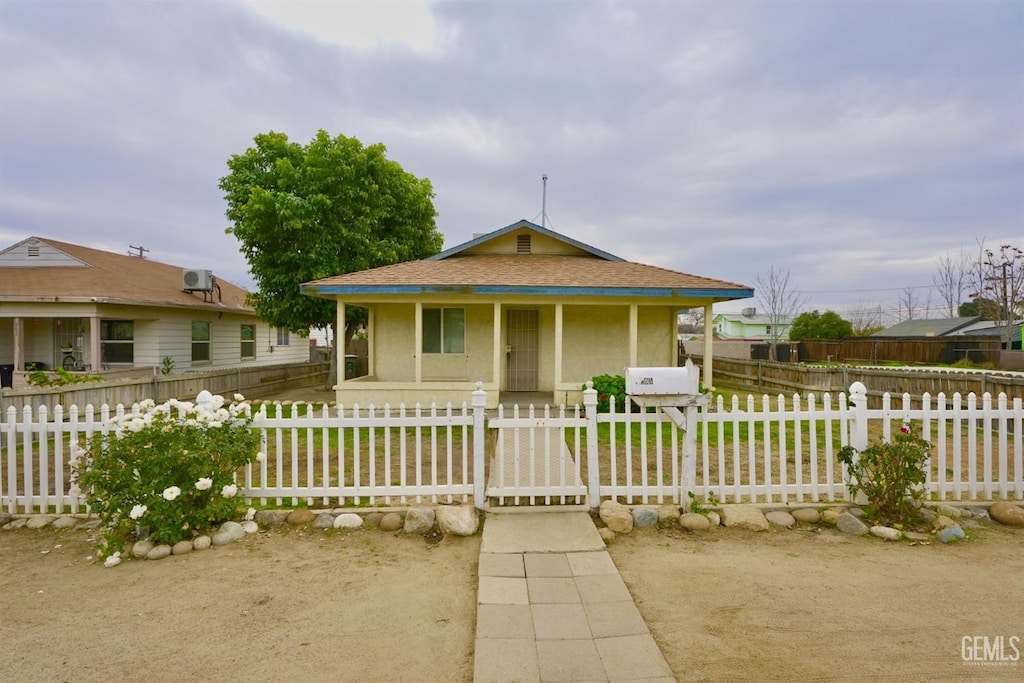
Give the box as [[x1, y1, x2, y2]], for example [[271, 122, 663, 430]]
[[474, 512, 675, 683]]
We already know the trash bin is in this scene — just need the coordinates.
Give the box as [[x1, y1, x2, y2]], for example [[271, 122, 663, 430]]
[[0, 364, 13, 388], [344, 354, 358, 379]]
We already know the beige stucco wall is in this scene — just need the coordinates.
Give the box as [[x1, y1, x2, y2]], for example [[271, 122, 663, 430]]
[[637, 306, 675, 366], [372, 303, 415, 381], [561, 305, 630, 383]]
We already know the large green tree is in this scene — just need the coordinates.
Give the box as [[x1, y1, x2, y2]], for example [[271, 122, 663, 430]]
[[220, 130, 442, 360], [788, 310, 853, 341]]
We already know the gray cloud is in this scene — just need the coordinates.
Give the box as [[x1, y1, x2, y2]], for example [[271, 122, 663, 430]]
[[1, 0, 1020, 319]]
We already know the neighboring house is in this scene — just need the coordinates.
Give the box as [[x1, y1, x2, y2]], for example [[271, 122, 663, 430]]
[[301, 219, 754, 408], [0, 236, 308, 388], [947, 318, 1023, 350], [872, 316, 982, 338], [712, 307, 792, 341]]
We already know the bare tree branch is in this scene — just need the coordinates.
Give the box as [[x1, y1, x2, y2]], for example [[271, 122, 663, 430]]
[[754, 265, 808, 361], [846, 301, 885, 336], [899, 287, 920, 322], [977, 243, 1024, 348], [932, 249, 969, 318]]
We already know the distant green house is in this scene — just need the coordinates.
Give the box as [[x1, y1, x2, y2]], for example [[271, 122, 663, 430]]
[[712, 308, 792, 341]]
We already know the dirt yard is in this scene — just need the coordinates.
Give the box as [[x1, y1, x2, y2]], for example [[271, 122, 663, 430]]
[[2, 516, 1021, 682], [0, 525, 480, 682], [610, 523, 1024, 682]]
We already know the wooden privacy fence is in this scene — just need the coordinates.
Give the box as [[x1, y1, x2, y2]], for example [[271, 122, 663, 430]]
[[695, 355, 1024, 406], [3, 383, 1023, 515], [0, 360, 329, 414]]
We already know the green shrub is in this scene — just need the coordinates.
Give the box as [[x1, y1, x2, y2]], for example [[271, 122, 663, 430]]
[[837, 431, 930, 524], [75, 391, 261, 560], [28, 366, 103, 387], [585, 374, 641, 413]]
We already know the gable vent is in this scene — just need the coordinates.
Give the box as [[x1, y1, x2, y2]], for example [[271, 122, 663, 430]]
[[27, 245, 40, 257], [516, 234, 531, 254]]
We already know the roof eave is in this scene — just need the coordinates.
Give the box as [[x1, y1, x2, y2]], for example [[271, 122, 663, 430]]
[[301, 283, 754, 300]]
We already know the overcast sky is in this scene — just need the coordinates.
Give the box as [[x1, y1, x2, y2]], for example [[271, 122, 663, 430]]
[[1, 0, 1021, 321]]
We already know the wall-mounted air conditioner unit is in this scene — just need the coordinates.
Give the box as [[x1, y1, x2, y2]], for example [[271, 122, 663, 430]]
[[182, 268, 214, 291]]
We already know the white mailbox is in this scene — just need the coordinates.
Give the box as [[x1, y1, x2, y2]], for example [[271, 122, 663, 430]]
[[625, 366, 696, 397], [625, 363, 699, 406], [624, 359, 703, 428]]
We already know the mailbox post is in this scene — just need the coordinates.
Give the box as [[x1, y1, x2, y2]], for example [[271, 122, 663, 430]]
[[624, 358, 706, 502]]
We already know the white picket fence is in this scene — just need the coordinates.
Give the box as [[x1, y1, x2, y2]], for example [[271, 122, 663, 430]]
[[2, 383, 1022, 515]]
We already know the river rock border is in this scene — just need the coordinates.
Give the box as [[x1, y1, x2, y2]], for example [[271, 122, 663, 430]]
[[597, 499, 1024, 545], [0, 503, 481, 564]]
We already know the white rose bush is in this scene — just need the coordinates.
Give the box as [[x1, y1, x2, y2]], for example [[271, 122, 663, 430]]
[[76, 391, 261, 560]]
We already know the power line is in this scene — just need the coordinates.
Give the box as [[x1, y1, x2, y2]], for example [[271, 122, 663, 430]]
[[795, 283, 938, 295]]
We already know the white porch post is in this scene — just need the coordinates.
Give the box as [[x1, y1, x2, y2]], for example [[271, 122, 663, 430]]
[[414, 302, 422, 383], [89, 315, 101, 371], [628, 303, 638, 367], [671, 309, 679, 367], [492, 302, 502, 387], [337, 302, 346, 386], [554, 303, 563, 389], [703, 302, 713, 389], [12, 317, 23, 374]]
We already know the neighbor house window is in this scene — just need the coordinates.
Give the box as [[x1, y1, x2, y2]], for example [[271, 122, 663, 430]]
[[192, 321, 211, 363], [100, 320, 134, 364], [240, 324, 255, 359], [422, 308, 465, 354], [766, 325, 772, 334], [276, 328, 290, 346]]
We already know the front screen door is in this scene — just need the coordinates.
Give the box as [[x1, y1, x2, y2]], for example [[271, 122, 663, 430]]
[[506, 309, 538, 391]]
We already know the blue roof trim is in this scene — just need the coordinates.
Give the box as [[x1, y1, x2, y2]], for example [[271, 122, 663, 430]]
[[302, 283, 754, 299], [428, 219, 624, 261]]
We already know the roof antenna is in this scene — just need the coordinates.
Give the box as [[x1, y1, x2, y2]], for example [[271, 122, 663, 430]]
[[541, 174, 548, 228], [128, 244, 149, 259]]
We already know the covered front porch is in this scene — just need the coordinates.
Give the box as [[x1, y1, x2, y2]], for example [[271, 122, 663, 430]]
[[333, 299, 716, 410], [0, 314, 119, 388]]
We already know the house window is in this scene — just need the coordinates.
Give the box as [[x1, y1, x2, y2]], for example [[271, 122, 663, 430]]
[[766, 326, 772, 334], [100, 320, 134, 364], [276, 328, 290, 346], [240, 324, 255, 359], [192, 321, 211, 363], [422, 308, 465, 354]]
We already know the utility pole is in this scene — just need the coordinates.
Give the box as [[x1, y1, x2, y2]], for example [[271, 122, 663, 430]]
[[128, 244, 149, 259], [981, 245, 1024, 349]]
